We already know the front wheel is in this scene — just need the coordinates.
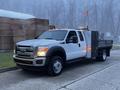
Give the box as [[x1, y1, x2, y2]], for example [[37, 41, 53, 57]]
[[47, 56, 63, 76]]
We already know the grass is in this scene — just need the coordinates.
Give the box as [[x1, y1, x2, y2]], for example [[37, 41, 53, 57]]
[[0, 52, 16, 68], [112, 44, 120, 50]]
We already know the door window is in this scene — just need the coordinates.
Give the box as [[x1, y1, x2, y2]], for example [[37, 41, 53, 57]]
[[66, 31, 78, 43], [78, 31, 84, 41]]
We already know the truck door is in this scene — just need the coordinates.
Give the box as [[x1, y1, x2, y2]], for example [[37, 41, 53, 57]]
[[77, 31, 87, 57], [65, 31, 84, 60]]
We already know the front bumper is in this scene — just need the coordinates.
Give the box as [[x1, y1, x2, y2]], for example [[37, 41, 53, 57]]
[[13, 55, 46, 67]]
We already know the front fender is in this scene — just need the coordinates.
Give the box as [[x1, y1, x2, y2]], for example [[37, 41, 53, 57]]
[[45, 46, 66, 64]]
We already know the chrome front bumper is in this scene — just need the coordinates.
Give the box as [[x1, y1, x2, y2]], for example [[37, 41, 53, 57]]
[[13, 55, 46, 67]]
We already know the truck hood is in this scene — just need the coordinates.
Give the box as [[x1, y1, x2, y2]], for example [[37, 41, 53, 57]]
[[17, 39, 61, 47]]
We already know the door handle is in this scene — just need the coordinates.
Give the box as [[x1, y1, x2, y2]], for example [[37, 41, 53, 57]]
[[78, 43, 81, 47]]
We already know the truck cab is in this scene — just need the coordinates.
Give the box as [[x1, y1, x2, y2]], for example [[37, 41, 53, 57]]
[[13, 29, 113, 76]]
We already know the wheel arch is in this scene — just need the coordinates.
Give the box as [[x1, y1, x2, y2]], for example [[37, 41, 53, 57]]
[[97, 47, 111, 57], [46, 46, 66, 63]]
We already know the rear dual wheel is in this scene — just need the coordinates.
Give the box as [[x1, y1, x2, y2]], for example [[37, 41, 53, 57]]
[[102, 51, 107, 61], [97, 50, 107, 61]]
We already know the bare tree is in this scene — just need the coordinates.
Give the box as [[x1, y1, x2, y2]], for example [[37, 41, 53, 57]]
[[100, 0, 113, 33], [67, 0, 77, 28], [48, 0, 65, 28], [87, 0, 98, 30], [116, 13, 120, 37], [93, 0, 98, 30]]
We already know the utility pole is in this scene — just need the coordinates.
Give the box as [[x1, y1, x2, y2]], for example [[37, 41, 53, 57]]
[[83, 0, 89, 28]]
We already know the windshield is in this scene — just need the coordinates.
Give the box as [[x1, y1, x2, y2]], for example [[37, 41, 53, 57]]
[[38, 30, 67, 41]]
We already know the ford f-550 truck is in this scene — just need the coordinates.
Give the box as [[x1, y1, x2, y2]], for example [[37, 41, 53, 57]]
[[13, 28, 113, 76]]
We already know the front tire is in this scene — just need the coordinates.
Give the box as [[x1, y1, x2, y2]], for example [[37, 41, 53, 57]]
[[47, 56, 63, 76]]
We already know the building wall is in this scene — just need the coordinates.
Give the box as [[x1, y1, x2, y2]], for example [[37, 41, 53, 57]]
[[0, 17, 49, 51]]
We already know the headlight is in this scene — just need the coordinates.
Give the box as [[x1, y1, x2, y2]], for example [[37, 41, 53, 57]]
[[37, 47, 48, 57]]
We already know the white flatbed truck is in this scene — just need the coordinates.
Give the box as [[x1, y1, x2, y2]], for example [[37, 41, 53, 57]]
[[13, 28, 113, 76]]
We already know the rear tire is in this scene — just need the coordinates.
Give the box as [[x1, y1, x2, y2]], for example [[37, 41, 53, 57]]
[[97, 50, 107, 61], [47, 56, 63, 76]]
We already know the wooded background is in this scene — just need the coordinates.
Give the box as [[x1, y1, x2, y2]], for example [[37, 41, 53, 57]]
[[0, 0, 119, 42]]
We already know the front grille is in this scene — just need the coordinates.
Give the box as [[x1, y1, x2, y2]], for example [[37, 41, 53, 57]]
[[14, 59, 33, 65], [16, 45, 35, 59]]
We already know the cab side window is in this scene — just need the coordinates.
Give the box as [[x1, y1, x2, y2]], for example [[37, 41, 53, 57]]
[[66, 31, 78, 43], [78, 31, 84, 41]]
